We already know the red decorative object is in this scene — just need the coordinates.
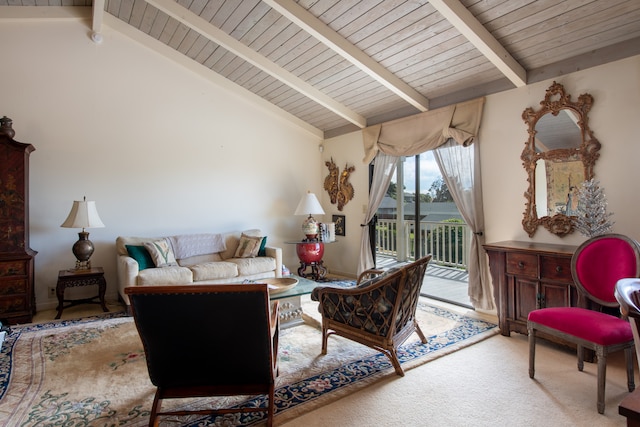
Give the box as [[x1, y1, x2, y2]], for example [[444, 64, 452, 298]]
[[296, 241, 327, 281], [296, 242, 324, 263]]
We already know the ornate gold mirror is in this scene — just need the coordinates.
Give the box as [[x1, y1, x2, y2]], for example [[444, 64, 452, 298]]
[[521, 82, 601, 237]]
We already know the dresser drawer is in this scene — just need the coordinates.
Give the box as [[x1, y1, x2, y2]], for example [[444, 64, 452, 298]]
[[0, 294, 27, 313], [506, 252, 538, 278], [540, 256, 573, 283], [0, 260, 28, 277], [0, 278, 28, 295]]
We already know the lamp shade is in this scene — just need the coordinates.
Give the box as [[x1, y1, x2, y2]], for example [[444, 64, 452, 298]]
[[61, 199, 105, 229], [294, 192, 325, 216]]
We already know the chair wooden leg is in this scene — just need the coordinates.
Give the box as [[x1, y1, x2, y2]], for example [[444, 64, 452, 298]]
[[386, 347, 405, 377], [626, 347, 636, 392], [321, 322, 329, 355], [266, 383, 275, 427], [149, 390, 161, 427], [415, 322, 427, 344], [577, 344, 584, 371], [596, 346, 606, 414], [528, 326, 536, 379]]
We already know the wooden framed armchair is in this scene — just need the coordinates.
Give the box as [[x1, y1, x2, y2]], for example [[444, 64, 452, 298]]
[[311, 255, 432, 376], [125, 284, 279, 427]]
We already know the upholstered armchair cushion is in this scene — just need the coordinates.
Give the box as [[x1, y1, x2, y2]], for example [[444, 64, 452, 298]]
[[312, 270, 403, 336]]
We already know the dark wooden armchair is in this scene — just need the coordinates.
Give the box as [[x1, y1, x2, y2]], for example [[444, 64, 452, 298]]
[[125, 284, 279, 427], [311, 255, 432, 376]]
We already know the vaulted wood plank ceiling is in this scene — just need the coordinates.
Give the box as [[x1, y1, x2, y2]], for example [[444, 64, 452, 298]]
[[3, 0, 640, 138]]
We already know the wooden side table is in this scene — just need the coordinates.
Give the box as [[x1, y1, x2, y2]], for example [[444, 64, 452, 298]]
[[56, 267, 108, 319]]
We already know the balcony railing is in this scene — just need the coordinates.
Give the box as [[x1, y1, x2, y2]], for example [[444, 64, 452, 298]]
[[376, 218, 470, 270]]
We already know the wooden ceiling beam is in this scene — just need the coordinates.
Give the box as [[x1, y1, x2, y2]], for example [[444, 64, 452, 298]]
[[147, 0, 367, 128], [429, 0, 527, 87], [263, 0, 430, 112]]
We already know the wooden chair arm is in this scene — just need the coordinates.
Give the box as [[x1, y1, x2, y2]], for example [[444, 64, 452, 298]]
[[356, 269, 385, 284], [270, 300, 280, 337]]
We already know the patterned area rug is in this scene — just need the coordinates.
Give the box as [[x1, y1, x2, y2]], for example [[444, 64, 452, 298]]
[[0, 300, 497, 426]]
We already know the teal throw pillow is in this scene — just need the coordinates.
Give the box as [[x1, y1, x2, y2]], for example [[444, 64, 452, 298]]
[[125, 245, 155, 270], [258, 236, 267, 256]]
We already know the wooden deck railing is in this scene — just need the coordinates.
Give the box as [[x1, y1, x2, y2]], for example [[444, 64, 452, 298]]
[[376, 218, 470, 269]]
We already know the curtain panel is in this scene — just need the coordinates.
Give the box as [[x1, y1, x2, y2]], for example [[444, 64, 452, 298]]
[[362, 98, 485, 164], [359, 97, 488, 307]]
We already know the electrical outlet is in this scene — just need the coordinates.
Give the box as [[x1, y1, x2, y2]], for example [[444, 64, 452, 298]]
[[48, 287, 56, 298]]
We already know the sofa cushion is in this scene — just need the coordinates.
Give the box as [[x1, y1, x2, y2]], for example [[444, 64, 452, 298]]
[[234, 234, 263, 258], [137, 266, 193, 285], [221, 229, 262, 260], [144, 239, 178, 267], [258, 236, 267, 256], [190, 261, 239, 281], [229, 256, 277, 276], [178, 253, 223, 267], [116, 236, 162, 256], [125, 245, 154, 271]]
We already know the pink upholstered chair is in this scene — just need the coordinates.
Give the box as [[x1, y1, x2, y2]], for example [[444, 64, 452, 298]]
[[527, 234, 640, 414]]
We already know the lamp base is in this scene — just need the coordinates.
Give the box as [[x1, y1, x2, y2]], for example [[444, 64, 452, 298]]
[[74, 260, 92, 270], [302, 214, 319, 240], [72, 231, 95, 270]]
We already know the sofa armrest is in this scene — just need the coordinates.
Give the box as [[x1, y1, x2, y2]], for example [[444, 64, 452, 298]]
[[264, 246, 282, 278], [117, 255, 140, 306]]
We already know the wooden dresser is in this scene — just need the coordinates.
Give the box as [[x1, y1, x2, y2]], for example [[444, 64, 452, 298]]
[[484, 240, 578, 336], [0, 117, 36, 324]]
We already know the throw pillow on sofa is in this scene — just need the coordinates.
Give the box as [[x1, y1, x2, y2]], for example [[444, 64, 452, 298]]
[[258, 236, 267, 256], [144, 239, 178, 267], [125, 245, 155, 270], [234, 234, 263, 258]]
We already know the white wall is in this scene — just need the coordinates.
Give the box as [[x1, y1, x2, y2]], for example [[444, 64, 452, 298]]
[[480, 55, 640, 247], [319, 133, 368, 278], [1, 19, 323, 310]]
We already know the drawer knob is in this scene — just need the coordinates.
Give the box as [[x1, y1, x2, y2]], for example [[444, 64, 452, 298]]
[[556, 266, 563, 273], [518, 261, 525, 268]]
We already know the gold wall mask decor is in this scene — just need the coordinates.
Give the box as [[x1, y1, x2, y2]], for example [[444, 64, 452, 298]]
[[324, 158, 355, 211]]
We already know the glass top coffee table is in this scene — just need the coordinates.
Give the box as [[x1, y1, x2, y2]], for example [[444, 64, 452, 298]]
[[268, 274, 318, 300], [258, 275, 320, 328]]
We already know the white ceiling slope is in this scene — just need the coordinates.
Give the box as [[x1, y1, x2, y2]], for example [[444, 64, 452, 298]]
[[3, 0, 640, 138]]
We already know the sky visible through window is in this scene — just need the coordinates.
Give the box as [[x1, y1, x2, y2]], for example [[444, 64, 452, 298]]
[[392, 151, 442, 195]]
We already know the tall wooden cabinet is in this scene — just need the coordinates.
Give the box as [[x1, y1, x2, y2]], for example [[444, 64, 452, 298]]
[[484, 241, 578, 336], [0, 116, 36, 324]]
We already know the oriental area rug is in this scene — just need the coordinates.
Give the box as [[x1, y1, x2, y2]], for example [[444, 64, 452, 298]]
[[0, 300, 497, 426]]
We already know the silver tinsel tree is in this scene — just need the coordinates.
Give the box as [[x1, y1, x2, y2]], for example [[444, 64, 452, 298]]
[[573, 178, 614, 238]]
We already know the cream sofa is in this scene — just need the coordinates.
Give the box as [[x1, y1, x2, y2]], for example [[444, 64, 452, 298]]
[[116, 229, 282, 307]]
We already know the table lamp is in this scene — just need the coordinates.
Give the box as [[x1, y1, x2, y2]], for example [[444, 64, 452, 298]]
[[61, 196, 105, 270], [294, 191, 325, 240]]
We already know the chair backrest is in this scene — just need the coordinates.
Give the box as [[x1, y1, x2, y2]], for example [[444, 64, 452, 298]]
[[394, 255, 432, 331], [572, 234, 640, 307], [615, 278, 640, 365], [125, 284, 275, 389]]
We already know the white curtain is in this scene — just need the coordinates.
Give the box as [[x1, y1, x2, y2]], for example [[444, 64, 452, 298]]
[[358, 97, 489, 304], [357, 152, 398, 275], [433, 140, 494, 310]]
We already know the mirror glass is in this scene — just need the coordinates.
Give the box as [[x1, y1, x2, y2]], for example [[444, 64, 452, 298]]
[[521, 82, 601, 237]]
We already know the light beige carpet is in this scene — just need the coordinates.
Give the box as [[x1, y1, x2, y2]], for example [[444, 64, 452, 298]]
[[286, 302, 636, 427], [1, 299, 497, 426]]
